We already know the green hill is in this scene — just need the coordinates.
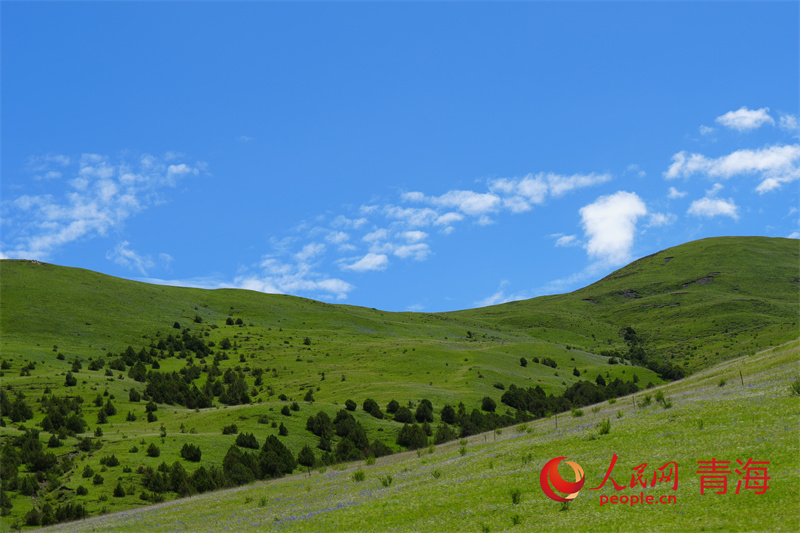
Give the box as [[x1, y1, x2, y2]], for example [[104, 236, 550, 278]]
[[0, 235, 797, 530]]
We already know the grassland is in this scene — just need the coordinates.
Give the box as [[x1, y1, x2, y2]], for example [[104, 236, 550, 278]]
[[0, 235, 797, 531], [36, 340, 800, 533]]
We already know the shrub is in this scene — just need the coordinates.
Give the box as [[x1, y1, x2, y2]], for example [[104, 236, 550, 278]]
[[519, 357, 528, 367], [380, 475, 393, 487], [281, 405, 291, 416], [279, 422, 288, 436], [93, 473, 104, 485], [235, 432, 259, 449], [146, 443, 160, 457], [481, 397, 496, 412], [76, 485, 88, 496], [571, 408, 584, 417], [113, 482, 126, 497], [511, 514, 521, 526], [222, 423, 238, 435], [718, 378, 726, 387], [65, 372, 77, 386], [597, 418, 611, 435], [386, 399, 400, 414], [352, 469, 365, 482], [394, 406, 414, 424], [99, 454, 119, 467], [791, 378, 800, 397], [431, 469, 442, 479], [344, 399, 357, 411], [510, 488, 522, 504], [180, 443, 202, 462], [82, 465, 94, 478]]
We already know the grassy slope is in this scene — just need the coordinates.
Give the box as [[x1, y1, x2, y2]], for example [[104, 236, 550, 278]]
[[0, 236, 797, 530], [36, 340, 800, 533], [455, 236, 799, 371]]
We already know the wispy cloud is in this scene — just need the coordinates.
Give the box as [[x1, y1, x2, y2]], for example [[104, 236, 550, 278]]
[[342, 252, 390, 272], [715, 106, 774, 131], [475, 280, 529, 308], [235, 256, 355, 300], [664, 144, 800, 193], [551, 233, 579, 247], [2, 152, 206, 260], [106, 241, 157, 275], [579, 191, 647, 266], [667, 186, 688, 199], [687, 197, 739, 220]]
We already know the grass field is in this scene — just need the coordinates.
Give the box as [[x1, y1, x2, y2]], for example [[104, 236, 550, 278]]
[[31, 340, 800, 533], [0, 236, 797, 531]]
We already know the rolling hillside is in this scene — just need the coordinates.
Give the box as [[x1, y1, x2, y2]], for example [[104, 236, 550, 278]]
[[0, 235, 797, 530]]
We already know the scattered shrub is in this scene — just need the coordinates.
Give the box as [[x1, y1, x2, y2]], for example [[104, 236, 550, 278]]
[[597, 418, 611, 435], [180, 443, 202, 462], [352, 469, 365, 482], [510, 488, 522, 504]]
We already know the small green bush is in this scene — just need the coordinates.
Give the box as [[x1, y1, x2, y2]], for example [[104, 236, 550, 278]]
[[380, 475, 393, 487], [352, 469, 365, 482], [598, 418, 611, 435], [571, 408, 584, 417], [790, 378, 800, 397], [510, 488, 522, 504]]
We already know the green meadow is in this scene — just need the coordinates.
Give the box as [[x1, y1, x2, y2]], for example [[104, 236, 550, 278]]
[[0, 236, 798, 531], [36, 341, 800, 532]]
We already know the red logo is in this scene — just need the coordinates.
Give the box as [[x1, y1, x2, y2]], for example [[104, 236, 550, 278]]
[[540, 456, 586, 502]]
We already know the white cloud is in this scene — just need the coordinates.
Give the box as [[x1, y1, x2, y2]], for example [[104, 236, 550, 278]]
[[687, 197, 739, 220], [363, 228, 389, 242], [325, 231, 350, 245], [106, 241, 156, 275], [699, 125, 715, 136], [626, 164, 646, 178], [239, 257, 355, 300], [435, 212, 464, 227], [788, 231, 800, 239], [667, 186, 688, 199], [401, 230, 427, 243], [579, 191, 647, 265], [475, 281, 528, 308], [552, 234, 579, 247], [2, 152, 205, 260], [779, 114, 798, 132], [547, 172, 612, 197], [383, 205, 439, 227], [488, 172, 610, 211], [432, 190, 501, 216], [295, 242, 326, 262], [715, 106, 774, 131], [393, 243, 430, 261], [665, 144, 800, 193], [647, 212, 677, 227], [342, 252, 389, 272]]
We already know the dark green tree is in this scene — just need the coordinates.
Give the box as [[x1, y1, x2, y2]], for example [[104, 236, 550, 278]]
[[297, 444, 315, 475]]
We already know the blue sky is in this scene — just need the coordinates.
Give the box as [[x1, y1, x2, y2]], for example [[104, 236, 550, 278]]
[[2, 2, 798, 312]]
